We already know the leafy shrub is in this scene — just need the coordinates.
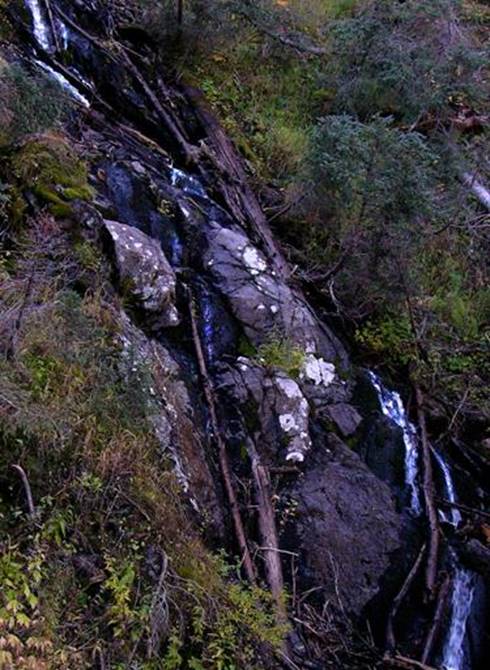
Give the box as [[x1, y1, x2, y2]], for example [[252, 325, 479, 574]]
[[257, 337, 305, 378]]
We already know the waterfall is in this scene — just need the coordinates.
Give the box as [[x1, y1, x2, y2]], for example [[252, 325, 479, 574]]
[[369, 372, 477, 669], [368, 371, 422, 515], [25, 0, 51, 51], [442, 555, 476, 670], [34, 59, 90, 107], [171, 167, 208, 199], [433, 453, 476, 670], [25, 2, 91, 106], [199, 285, 216, 365], [431, 448, 462, 526]]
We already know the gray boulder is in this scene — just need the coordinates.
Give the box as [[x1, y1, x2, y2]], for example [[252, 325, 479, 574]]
[[105, 220, 179, 328], [203, 223, 347, 366], [288, 434, 402, 615]]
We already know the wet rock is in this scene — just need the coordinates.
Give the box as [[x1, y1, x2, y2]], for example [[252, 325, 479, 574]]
[[105, 219, 179, 328], [326, 403, 362, 437], [218, 357, 312, 463], [286, 434, 402, 615], [202, 223, 348, 366]]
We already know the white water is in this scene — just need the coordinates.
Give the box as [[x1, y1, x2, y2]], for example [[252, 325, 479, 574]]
[[171, 167, 207, 199], [432, 448, 462, 526], [368, 371, 422, 515], [34, 59, 90, 107], [25, 0, 51, 51], [442, 559, 476, 670], [433, 452, 475, 670], [369, 372, 476, 669]]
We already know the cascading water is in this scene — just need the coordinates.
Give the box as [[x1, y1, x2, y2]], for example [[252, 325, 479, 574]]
[[368, 371, 422, 515], [433, 451, 476, 670], [34, 59, 90, 106], [25, 0, 51, 51], [25, 1, 91, 106], [171, 167, 208, 199], [432, 448, 462, 527], [442, 558, 476, 670], [369, 372, 477, 669]]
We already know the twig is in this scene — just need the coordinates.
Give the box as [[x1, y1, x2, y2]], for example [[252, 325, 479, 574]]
[[415, 385, 440, 598], [384, 653, 438, 670], [386, 543, 426, 652], [11, 464, 36, 518], [435, 497, 490, 521]]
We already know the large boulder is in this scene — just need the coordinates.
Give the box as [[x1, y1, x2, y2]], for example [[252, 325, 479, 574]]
[[105, 219, 179, 329], [202, 223, 348, 367], [285, 434, 402, 615]]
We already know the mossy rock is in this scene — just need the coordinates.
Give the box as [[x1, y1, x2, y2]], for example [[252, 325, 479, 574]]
[[12, 133, 94, 217]]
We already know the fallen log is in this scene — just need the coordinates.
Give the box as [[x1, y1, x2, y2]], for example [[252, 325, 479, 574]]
[[415, 385, 440, 598], [421, 574, 450, 664], [188, 290, 256, 584], [245, 437, 288, 625], [183, 85, 290, 279]]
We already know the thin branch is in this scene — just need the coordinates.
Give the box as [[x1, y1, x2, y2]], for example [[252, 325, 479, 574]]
[[385, 544, 426, 652], [11, 464, 36, 518]]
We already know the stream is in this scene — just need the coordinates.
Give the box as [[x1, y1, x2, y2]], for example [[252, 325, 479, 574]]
[[370, 372, 477, 670], [20, 2, 483, 668]]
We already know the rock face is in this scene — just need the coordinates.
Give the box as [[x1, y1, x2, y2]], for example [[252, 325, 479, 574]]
[[105, 219, 179, 328], [118, 312, 223, 533], [219, 357, 312, 463], [202, 223, 348, 366], [287, 434, 402, 615]]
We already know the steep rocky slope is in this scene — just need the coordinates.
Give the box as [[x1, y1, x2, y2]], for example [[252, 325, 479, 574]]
[[0, 1, 488, 669]]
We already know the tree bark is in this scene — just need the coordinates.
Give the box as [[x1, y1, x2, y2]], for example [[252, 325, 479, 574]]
[[183, 85, 290, 279], [246, 437, 288, 625], [188, 292, 256, 584], [415, 385, 440, 598], [11, 464, 36, 518]]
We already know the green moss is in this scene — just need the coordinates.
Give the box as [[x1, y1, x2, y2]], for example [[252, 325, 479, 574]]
[[12, 134, 93, 217]]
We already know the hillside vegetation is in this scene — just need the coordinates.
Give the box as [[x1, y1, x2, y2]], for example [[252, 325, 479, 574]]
[[133, 0, 489, 433]]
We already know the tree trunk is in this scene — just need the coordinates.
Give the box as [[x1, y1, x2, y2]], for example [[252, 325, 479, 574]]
[[246, 437, 288, 625], [188, 292, 256, 584], [386, 544, 426, 652], [421, 574, 450, 664], [415, 385, 440, 598]]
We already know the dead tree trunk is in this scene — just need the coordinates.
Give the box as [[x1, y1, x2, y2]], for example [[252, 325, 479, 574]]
[[188, 292, 256, 584], [11, 464, 36, 518], [245, 437, 288, 624], [42, 0, 61, 52], [183, 85, 290, 279], [415, 385, 440, 598]]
